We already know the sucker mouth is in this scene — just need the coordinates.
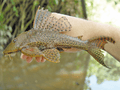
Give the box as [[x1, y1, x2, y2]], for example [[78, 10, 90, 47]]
[[3, 50, 19, 55], [4, 52, 13, 55]]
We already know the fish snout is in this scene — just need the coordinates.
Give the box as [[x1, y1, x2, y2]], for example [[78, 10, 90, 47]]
[[3, 42, 19, 55]]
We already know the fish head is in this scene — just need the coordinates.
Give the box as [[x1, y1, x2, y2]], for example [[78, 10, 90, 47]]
[[3, 32, 27, 55]]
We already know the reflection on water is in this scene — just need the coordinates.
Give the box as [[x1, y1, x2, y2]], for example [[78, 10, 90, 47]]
[[84, 52, 120, 90], [0, 51, 120, 90], [88, 75, 120, 90], [0, 51, 90, 90]]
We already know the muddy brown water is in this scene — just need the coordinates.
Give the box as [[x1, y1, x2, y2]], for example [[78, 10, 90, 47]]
[[0, 51, 90, 90], [1, 50, 120, 90]]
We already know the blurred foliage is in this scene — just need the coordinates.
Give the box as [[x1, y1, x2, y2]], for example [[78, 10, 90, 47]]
[[0, 5, 12, 56], [87, 53, 120, 83], [85, 0, 120, 89], [86, 0, 120, 26], [84, 52, 120, 89], [0, 0, 86, 55]]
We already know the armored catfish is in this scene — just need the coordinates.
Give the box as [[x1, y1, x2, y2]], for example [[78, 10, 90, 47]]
[[3, 6, 115, 68]]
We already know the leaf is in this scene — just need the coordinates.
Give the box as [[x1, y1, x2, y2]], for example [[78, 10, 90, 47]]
[[55, 0, 58, 5], [0, 31, 4, 36], [0, 13, 4, 22], [3, 39, 7, 44], [74, 0, 78, 4], [0, 46, 3, 50], [0, 25, 3, 29], [4, 25, 8, 30], [8, 26, 12, 32], [15, 13, 19, 17], [33, 1, 39, 6], [47, 6, 52, 11], [13, 6, 17, 12], [6, 31, 12, 37], [10, 0, 15, 5], [0, 38, 3, 43], [13, 6, 19, 17]]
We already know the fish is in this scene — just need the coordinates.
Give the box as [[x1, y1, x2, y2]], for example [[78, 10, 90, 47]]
[[3, 6, 115, 68]]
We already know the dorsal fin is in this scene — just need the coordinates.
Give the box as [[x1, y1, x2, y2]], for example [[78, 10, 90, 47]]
[[50, 17, 72, 32], [33, 6, 51, 29], [44, 16, 58, 29], [33, 6, 72, 32], [33, 6, 40, 28]]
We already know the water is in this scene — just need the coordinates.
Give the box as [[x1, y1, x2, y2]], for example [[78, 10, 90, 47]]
[[88, 75, 120, 90], [0, 51, 120, 90]]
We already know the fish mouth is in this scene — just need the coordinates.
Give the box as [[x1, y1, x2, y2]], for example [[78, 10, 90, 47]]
[[4, 52, 17, 57], [3, 50, 19, 56], [4, 52, 13, 55]]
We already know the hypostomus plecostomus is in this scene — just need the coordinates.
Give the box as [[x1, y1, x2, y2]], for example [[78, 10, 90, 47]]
[[3, 6, 115, 68]]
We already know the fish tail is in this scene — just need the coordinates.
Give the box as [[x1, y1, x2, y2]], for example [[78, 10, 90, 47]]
[[87, 48, 110, 68], [88, 36, 115, 50], [86, 36, 115, 68]]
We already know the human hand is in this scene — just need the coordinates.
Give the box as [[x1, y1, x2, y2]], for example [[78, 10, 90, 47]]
[[20, 48, 46, 63], [20, 53, 46, 63], [20, 48, 81, 63]]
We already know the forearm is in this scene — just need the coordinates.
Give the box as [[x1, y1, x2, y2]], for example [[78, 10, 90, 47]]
[[52, 13, 120, 61]]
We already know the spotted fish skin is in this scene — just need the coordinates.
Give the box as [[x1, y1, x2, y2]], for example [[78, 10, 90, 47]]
[[23, 29, 115, 52], [20, 29, 115, 68], [3, 6, 116, 68], [23, 29, 88, 50], [4, 27, 115, 68]]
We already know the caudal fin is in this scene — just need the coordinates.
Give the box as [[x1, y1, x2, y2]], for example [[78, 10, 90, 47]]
[[87, 36, 115, 68], [88, 36, 115, 49], [87, 48, 110, 68]]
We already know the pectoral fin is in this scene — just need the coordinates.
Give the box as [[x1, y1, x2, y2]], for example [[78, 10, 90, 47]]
[[21, 47, 43, 57], [42, 49, 60, 63]]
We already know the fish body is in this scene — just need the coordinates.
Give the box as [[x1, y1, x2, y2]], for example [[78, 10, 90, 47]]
[[3, 27, 115, 68], [3, 28, 88, 56], [23, 29, 88, 50], [3, 6, 116, 68]]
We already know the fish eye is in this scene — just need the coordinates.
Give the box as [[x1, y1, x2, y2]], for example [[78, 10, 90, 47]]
[[13, 39, 17, 43]]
